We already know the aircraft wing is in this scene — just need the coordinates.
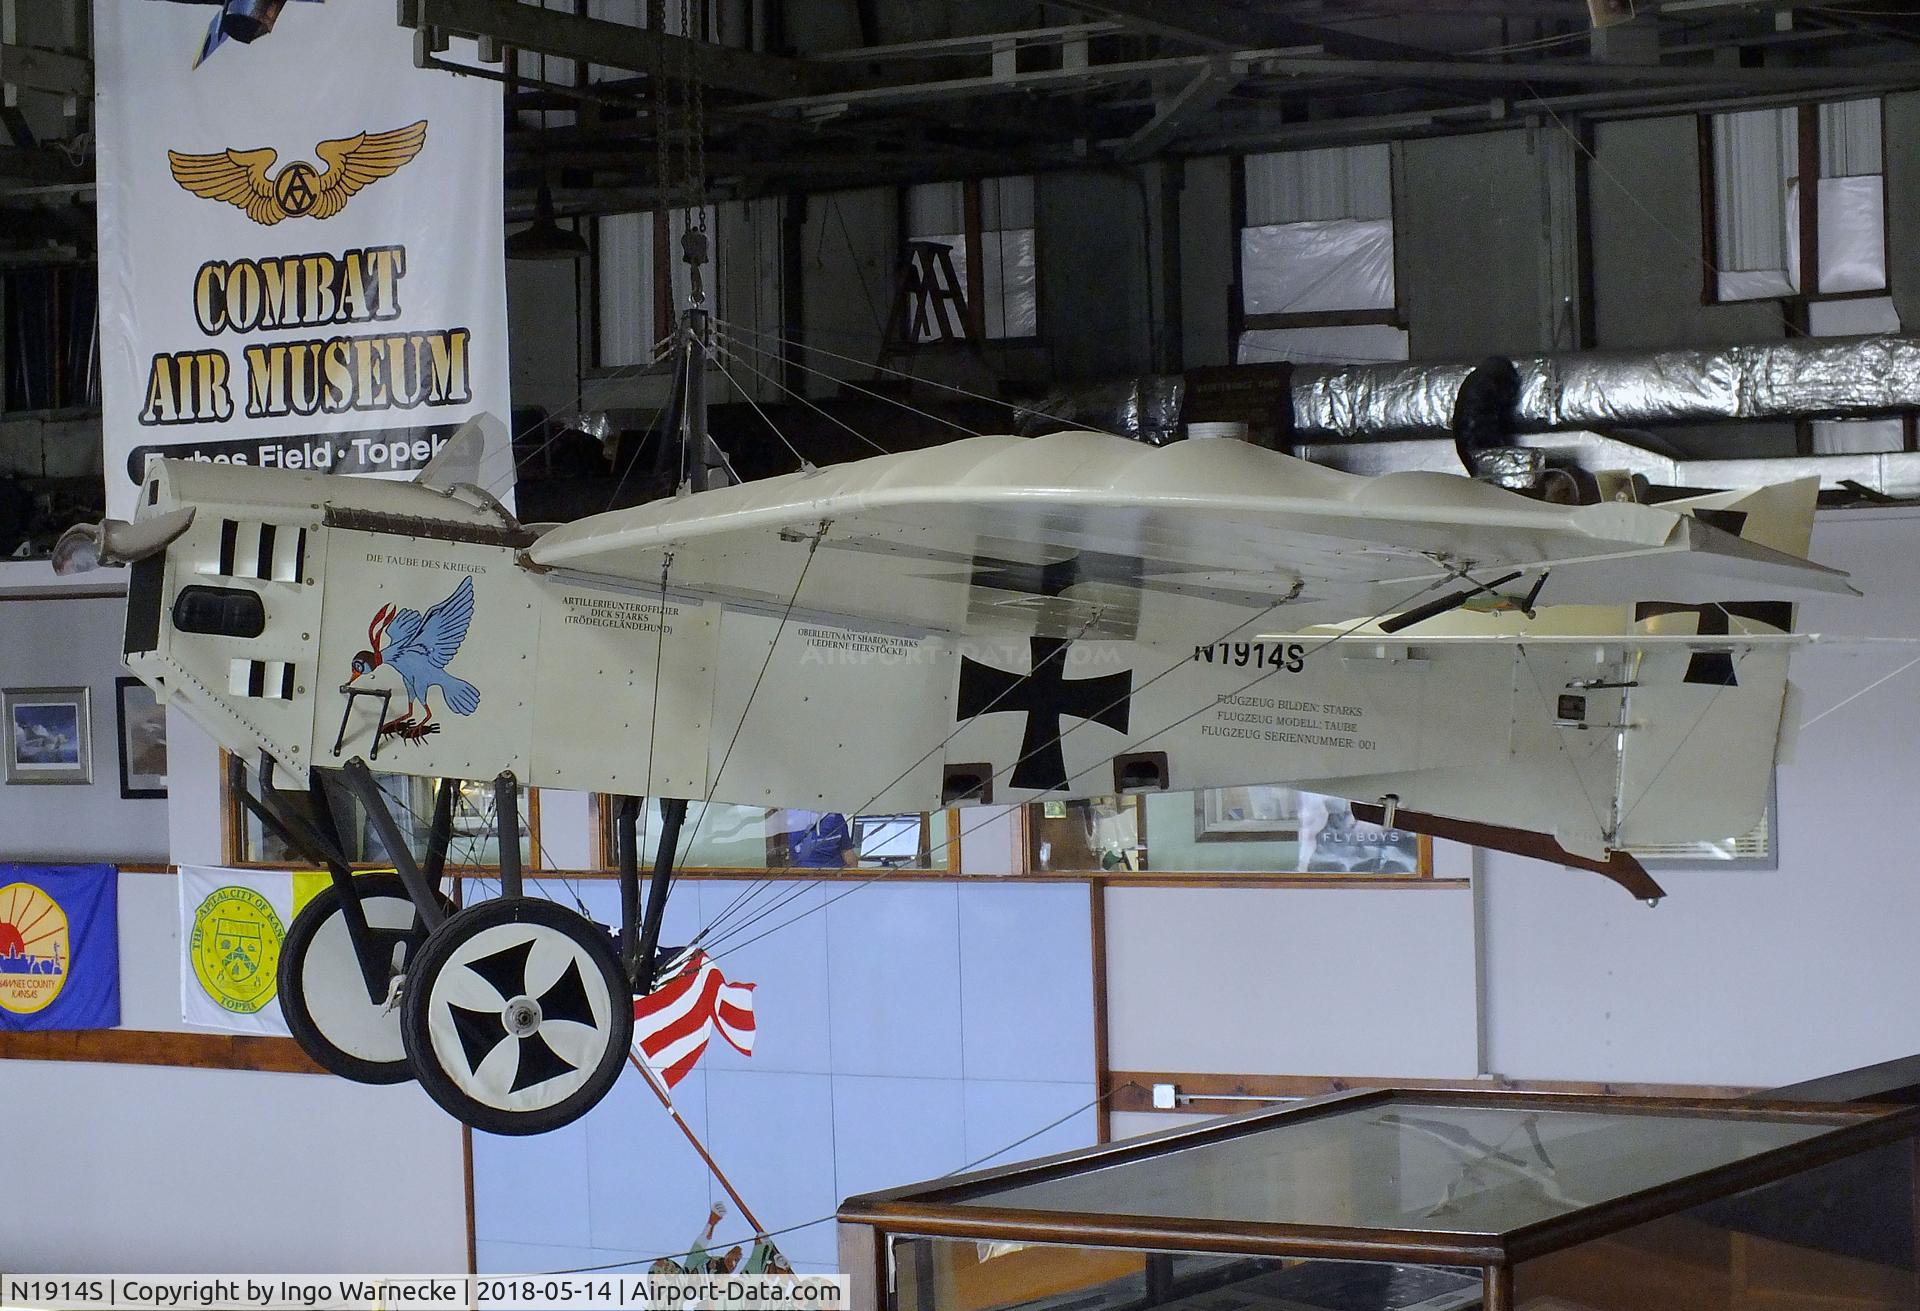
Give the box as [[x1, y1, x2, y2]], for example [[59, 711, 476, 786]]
[[101, 432, 1848, 881], [527, 431, 1851, 646]]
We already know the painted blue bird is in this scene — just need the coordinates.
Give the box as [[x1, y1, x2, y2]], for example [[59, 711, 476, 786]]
[[348, 574, 481, 741]]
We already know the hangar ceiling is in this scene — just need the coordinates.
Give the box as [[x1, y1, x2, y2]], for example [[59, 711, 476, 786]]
[[386, 0, 1920, 220], [11, 0, 1920, 234]]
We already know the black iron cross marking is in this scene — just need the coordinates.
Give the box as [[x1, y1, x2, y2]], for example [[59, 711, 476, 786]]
[[956, 637, 1132, 792], [1634, 600, 1793, 686], [968, 549, 1165, 600]]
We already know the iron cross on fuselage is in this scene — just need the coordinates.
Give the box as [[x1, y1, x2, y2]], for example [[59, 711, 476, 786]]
[[955, 548, 1152, 792]]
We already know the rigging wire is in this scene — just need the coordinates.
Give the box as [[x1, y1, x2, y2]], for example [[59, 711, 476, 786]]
[[713, 319, 1136, 441], [475, 332, 678, 506], [1515, 643, 1615, 843], [701, 341, 817, 471], [692, 607, 1110, 954], [709, 324, 995, 442], [664, 526, 827, 885], [1616, 647, 1754, 828], [541, 1082, 1140, 1276], [708, 340, 894, 458], [699, 576, 1455, 964]]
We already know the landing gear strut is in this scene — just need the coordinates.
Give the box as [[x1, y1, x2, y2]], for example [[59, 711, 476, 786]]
[[241, 754, 688, 1135]]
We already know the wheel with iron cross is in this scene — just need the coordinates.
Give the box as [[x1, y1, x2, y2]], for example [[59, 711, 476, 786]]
[[279, 873, 455, 1085], [401, 895, 632, 1135]]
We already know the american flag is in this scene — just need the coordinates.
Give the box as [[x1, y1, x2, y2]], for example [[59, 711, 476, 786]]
[[633, 951, 756, 1088]]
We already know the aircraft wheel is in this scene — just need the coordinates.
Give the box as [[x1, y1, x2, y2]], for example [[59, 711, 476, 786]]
[[279, 873, 453, 1085], [401, 896, 632, 1136]]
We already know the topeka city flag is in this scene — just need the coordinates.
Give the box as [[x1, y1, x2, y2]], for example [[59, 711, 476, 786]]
[[92, 0, 512, 520], [178, 865, 330, 1034], [0, 864, 120, 1031]]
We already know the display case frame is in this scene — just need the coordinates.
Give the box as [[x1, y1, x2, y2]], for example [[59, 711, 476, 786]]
[[838, 1086, 1920, 1311]]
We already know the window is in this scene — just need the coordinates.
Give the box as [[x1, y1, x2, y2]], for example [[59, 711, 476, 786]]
[[1706, 99, 1905, 451], [1027, 787, 1433, 880], [226, 759, 538, 870], [597, 799, 959, 875], [1706, 99, 1887, 303], [4, 264, 99, 413], [1235, 145, 1406, 367], [1626, 782, 1776, 870], [903, 176, 1038, 341], [594, 205, 717, 368]]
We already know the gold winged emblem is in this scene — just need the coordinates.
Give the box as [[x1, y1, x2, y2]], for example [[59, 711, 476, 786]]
[[167, 120, 428, 225]]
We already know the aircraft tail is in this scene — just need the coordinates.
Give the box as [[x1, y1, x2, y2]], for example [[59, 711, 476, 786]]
[[1601, 476, 1817, 850], [1280, 478, 1822, 866]]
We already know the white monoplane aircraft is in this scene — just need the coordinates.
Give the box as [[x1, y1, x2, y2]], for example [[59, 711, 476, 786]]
[[57, 419, 1849, 1133]]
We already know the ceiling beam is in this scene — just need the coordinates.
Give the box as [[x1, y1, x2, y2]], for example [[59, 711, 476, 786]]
[[402, 0, 821, 98], [731, 45, 1920, 118], [1117, 59, 1241, 161], [0, 43, 90, 98], [1064, 1, 1440, 60]]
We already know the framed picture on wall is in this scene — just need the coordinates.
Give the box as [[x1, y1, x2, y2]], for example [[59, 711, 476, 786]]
[[1194, 785, 1301, 841], [4, 685, 92, 785], [115, 676, 168, 799]]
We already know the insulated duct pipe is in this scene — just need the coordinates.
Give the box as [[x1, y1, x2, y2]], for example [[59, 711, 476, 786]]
[[1291, 333, 1920, 441]]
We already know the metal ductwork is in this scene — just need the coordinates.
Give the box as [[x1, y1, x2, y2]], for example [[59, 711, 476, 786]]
[[1291, 333, 1920, 440], [1296, 428, 1920, 501]]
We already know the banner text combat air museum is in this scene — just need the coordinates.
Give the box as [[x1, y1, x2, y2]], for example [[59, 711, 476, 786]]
[[138, 243, 472, 435]]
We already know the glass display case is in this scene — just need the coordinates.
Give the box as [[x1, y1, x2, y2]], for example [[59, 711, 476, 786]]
[[838, 1089, 1920, 1311]]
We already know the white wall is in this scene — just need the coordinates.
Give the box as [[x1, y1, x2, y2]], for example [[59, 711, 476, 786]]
[[3, 1060, 467, 1273], [1105, 883, 1480, 1079], [1481, 508, 1920, 1088], [3, 871, 469, 1274], [1103, 510, 1920, 1098], [0, 591, 167, 863]]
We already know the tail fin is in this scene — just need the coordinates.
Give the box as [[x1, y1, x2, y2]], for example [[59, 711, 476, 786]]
[[1661, 474, 1819, 558], [1607, 477, 1817, 847]]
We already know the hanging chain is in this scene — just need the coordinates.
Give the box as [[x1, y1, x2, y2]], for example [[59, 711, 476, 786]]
[[685, 0, 706, 232], [649, 0, 670, 212]]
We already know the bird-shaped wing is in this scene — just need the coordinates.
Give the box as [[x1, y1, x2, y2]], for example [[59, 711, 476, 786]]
[[384, 575, 476, 672], [309, 121, 429, 220], [167, 147, 284, 225]]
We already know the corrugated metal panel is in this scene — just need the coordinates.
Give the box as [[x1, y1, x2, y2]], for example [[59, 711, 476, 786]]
[[907, 181, 965, 236], [910, 176, 1034, 234], [1820, 97, 1882, 178], [596, 211, 653, 368], [1245, 145, 1391, 224], [982, 175, 1035, 231], [1712, 107, 1794, 278]]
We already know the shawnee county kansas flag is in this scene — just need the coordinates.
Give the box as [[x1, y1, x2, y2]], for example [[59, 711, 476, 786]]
[[178, 865, 331, 1034], [633, 951, 756, 1088], [0, 864, 119, 1031]]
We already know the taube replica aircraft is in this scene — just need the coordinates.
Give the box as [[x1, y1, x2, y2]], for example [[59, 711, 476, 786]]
[[55, 378, 1850, 1133]]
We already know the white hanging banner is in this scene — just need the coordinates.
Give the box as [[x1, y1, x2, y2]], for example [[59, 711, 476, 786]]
[[93, 1, 512, 520]]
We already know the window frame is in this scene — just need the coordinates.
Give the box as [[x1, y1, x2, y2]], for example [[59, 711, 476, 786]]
[[1229, 147, 1407, 357], [1698, 98, 1894, 312], [588, 796, 966, 881], [219, 749, 544, 873], [1022, 791, 1441, 889], [898, 175, 1043, 348]]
